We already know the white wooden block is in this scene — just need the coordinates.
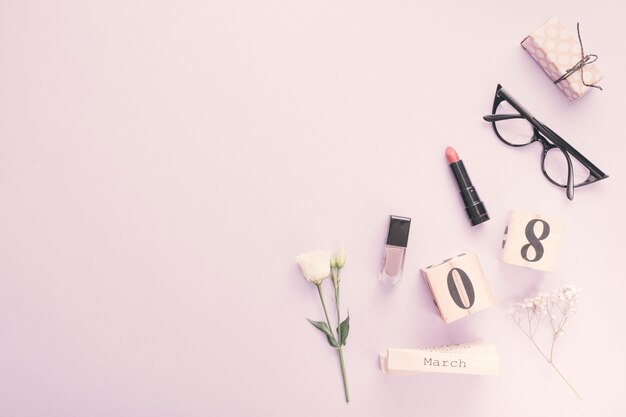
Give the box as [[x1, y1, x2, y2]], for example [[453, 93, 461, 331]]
[[380, 341, 500, 376], [501, 209, 565, 272], [421, 252, 494, 323]]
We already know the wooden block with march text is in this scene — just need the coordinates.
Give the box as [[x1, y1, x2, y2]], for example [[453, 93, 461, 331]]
[[380, 341, 500, 376], [421, 252, 494, 323], [501, 209, 565, 272]]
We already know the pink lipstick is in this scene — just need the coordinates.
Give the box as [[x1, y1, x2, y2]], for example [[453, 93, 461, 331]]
[[446, 146, 489, 226]]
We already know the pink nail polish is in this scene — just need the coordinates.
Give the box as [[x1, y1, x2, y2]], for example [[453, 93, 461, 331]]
[[380, 215, 411, 285]]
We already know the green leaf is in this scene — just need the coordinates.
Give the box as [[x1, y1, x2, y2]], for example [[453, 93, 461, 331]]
[[338, 314, 350, 346], [307, 319, 338, 347]]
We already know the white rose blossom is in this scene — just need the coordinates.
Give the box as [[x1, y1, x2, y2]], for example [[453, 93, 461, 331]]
[[296, 250, 331, 285]]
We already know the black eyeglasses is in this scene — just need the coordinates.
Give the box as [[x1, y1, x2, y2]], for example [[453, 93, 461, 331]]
[[483, 84, 608, 200]]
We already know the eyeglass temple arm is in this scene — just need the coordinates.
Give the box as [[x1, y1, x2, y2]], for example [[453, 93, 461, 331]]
[[561, 149, 575, 201], [483, 114, 524, 122]]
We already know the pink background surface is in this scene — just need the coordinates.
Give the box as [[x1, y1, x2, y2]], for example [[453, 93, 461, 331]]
[[1, 1, 625, 416]]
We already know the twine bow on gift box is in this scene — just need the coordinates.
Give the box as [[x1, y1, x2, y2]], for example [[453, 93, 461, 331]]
[[554, 23, 603, 90]]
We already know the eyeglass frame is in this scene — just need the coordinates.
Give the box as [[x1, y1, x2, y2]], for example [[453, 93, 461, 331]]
[[483, 84, 608, 200]]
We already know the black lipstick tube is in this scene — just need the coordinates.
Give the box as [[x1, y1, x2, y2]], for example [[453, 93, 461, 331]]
[[449, 160, 489, 226]]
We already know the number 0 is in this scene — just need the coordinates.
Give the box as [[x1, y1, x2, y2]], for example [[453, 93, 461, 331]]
[[446, 268, 475, 309]]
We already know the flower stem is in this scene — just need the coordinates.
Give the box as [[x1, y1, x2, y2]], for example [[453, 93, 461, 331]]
[[335, 269, 341, 342], [516, 320, 581, 399], [529, 335, 550, 362], [317, 275, 350, 403], [338, 347, 350, 403], [334, 268, 349, 403], [550, 362, 582, 400], [316, 284, 334, 342]]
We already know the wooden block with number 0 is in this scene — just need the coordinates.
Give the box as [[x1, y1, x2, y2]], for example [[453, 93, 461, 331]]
[[501, 210, 565, 272], [420, 253, 494, 323]]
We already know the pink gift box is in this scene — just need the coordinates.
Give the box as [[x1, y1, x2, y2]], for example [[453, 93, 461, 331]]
[[521, 17, 602, 100]]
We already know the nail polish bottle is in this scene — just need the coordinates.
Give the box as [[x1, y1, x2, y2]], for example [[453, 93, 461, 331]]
[[380, 215, 411, 285]]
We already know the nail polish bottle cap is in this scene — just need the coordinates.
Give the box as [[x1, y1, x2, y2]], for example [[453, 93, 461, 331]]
[[387, 216, 411, 247]]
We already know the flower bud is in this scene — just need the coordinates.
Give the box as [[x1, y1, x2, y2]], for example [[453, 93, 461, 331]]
[[335, 246, 346, 269]]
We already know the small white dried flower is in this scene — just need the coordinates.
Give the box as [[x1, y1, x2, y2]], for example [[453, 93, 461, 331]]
[[509, 284, 581, 399]]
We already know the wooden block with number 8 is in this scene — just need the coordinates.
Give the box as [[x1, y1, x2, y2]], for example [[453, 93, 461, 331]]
[[420, 253, 494, 323], [501, 210, 565, 272]]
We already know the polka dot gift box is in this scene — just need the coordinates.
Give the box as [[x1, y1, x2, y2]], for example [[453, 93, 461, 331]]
[[521, 17, 603, 100]]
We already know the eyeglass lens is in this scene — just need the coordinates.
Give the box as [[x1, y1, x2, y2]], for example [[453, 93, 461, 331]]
[[543, 148, 591, 187], [493, 100, 591, 187], [493, 101, 534, 145]]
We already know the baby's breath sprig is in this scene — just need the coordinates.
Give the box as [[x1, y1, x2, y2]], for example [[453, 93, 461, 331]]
[[509, 285, 581, 399]]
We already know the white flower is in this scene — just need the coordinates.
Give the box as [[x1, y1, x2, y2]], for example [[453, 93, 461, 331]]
[[509, 284, 582, 398], [296, 250, 331, 285], [335, 246, 346, 269]]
